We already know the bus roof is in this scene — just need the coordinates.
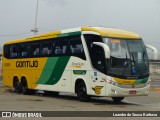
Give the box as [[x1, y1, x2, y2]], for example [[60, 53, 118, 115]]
[[81, 27, 140, 39], [4, 26, 140, 44]]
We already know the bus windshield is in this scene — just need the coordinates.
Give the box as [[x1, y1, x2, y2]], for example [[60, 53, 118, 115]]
[[103, 38, 149, 78]]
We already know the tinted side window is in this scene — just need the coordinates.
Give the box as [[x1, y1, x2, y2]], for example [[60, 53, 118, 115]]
[[3, 45, 10, 58], [84, 34, 103, 53], [19, 43, 28, 57], [84, 34, 106, 73], [54, 38, 68, 56], [10, 44, 19, 58], [91, 45, 106, 73], [29, 41, 41, 57], [41, 40, 53, 56], [69, 36, 86, 60]]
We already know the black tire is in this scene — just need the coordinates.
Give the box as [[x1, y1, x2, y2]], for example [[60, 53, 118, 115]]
[[13, 78, 22, 93], [21, 78, 31, 95], [112, 97, 124, 103], [76, 81, 91, 102]]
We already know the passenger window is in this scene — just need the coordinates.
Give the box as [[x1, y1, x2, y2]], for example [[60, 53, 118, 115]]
[[10, 44, 19, 58], [84, 34, 106, 73], [91, 45, 106, 73], [30, 42, 40, 57], [54, 38, 68, 56], [4, 45, 10, 58], [69, 36, 86, 60], [19, 43, 28, 57], [41, 40, 53, 56]]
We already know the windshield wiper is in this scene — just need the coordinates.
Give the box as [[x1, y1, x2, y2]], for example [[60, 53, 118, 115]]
[[124, 53, 129, 67], [131, 53, 135, 65], [122, 53, 129, 76], [130, 52, 137, 75], [130, 52, 145, 75]]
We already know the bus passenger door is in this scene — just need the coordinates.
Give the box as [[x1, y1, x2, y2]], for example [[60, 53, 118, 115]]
[[90, 45, 106, 96]]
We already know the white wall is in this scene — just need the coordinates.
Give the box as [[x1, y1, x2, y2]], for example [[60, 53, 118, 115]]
[[149, 63, 160, 74]]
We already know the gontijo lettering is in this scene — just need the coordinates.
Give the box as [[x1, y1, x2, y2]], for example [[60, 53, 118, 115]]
[[16, 60, 38, 68]]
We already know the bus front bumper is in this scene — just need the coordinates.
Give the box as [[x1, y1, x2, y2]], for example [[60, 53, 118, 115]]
[[106, 84, 150, 97]]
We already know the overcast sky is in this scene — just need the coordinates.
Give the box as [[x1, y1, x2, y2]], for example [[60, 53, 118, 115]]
[[0, 0, 160, 55]]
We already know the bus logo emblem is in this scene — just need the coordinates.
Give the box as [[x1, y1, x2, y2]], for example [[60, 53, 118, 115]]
[[92, 86, 103, 95]]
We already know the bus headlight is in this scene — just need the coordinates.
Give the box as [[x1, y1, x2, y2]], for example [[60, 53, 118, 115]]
[[111, 89, 117, 94]]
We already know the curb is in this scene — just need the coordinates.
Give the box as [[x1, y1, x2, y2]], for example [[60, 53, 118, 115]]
[[0, 87, 13, 93], [151, 88, 160, 92]]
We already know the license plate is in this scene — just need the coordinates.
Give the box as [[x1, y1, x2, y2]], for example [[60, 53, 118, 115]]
[[129, 90, 137, 94]]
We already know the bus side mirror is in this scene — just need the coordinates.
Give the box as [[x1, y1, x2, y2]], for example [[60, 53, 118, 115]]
[[145, 44, 158, 60], [93, 42, 110, 59]]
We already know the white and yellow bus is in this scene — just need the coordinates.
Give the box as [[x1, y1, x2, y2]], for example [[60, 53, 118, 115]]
[[2, 27, 151, 102]]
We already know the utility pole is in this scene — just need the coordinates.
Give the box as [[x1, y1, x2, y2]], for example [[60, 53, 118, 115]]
[[31, 0, 39, 35]]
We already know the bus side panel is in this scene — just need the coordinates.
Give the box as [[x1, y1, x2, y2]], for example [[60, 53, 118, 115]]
[[29, 57, 48, 90], [35, 57, 70, 91], [2, 58, 20, 87], [2, 57, 48, 90], [46, 70, 71, 92], [89, 71, 107, 96], [2, 68, 14, 87], [64, 56, 92, 94]]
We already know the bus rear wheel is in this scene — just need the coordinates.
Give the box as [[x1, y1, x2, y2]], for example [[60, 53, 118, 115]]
[[21, 78, 34, 95], [13, 78, 22, 93], [112, 97, 124, 103], [76, 82, 91, 102]]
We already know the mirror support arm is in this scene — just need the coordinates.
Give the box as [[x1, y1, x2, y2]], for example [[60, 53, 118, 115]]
[[93, 42, 110, 59], [145, 44, 158, 60]]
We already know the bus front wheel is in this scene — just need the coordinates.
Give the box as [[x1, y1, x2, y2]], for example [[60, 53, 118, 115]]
[[76, 82, 91, 102], [112, 97, 124, 103]]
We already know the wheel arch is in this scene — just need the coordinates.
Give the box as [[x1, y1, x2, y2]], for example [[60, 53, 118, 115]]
[[75, 78, 87, 93]]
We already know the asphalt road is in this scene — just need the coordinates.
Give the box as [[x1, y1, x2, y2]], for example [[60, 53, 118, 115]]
[[0, 88, 160, 120], [150, 74, 160, 88], [0, 74, 160, 120], [0, 87, 160, 111]]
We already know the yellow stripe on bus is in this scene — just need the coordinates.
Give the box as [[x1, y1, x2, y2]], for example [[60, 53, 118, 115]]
[[113, 77, 135, 85]]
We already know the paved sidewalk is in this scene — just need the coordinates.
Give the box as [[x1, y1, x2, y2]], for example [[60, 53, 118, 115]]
[[150, 74, 160, 80], [150, 74, 160, 91]]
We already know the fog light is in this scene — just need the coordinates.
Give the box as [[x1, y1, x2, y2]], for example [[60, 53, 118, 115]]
[[111, 89, 117, 94]]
